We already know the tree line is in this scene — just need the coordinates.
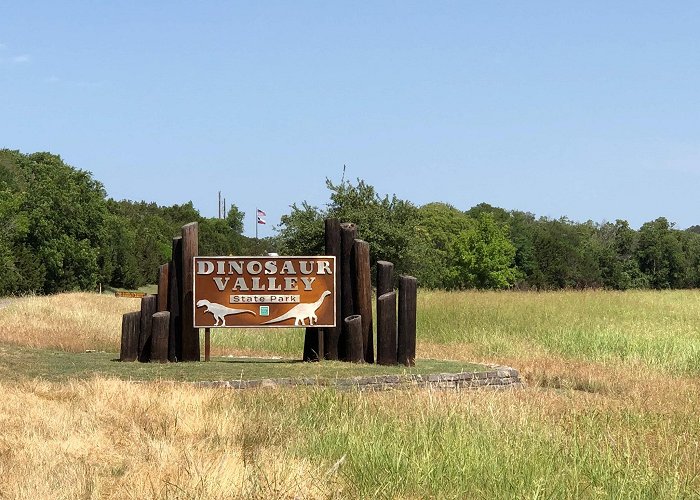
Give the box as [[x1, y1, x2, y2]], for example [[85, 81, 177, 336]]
[[277, 179, 700, 290], [2, 149, 699, 295], [0, 150, 267, 295]]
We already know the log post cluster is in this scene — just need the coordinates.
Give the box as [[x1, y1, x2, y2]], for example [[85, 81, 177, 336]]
[[308, 219, 418, 366], [120, 222, 200, 363], [119, 218, 417, 366]]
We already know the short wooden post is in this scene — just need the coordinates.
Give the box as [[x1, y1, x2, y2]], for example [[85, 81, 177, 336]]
[[204, 328, 211, 362], [120, 311, 140, 362], [339, 222, 357, 361], [150, 311, 170, 363], [353, 239, 373, 363], [168, 237, 183, 362], [303, 327, 323, 362], [344, 315, 364, 363], [377, 261, 394, 296], [376, 291, 397, 365], [324, 218, 341, 360], [138, 295, 158, 362], [157, 263, 169, 312], [398, 275, 417, 366], [181, 222, 200, 361]]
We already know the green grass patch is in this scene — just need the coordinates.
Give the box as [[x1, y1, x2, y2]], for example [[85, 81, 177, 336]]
[[0, 342, 486, 383], [418, 289, 700, 373], [210, 327, 307, 356], [282, 390, 697, 499]]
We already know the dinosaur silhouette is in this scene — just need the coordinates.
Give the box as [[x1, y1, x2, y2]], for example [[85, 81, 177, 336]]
[[262, 291, 331, 326], [196, 299, 255, 326]]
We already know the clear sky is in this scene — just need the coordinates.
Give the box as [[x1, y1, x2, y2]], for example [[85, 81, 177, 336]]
[[2, 1, 699, 236]]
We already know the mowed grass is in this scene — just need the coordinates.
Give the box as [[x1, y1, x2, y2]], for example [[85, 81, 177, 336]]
[[1, 290, 699, 498], [0, 343, 483, 383]]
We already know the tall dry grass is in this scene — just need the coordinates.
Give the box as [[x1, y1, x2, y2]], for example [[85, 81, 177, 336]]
[[1, 376, 697, 499], [2, 290, 700, 498], [0, 293, 137, 352], [0, 378, 341, 500]]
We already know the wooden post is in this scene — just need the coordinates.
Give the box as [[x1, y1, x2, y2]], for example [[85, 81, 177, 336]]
[[138, 295, 157, 362], [376, 291, 397, 365], [339, 222, 357, 361], [204, 328, 211, 362], [168, 237, 183, 362], [398, 275, 417, 367], [157, 263, 169, 312], [317, 328, 323, 362], [303, 327, 323, 362], [120, 311, 140, 362], [150, 311, 170, 363], [324, 219, 341, 360], [344, 315, 364, 363], [180, 222, 200, 361], [353, 239, 373, 363], [377, 260, 394, 296]]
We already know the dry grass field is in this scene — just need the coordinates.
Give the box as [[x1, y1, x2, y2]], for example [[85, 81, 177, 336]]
[[0, 290, 699, 498]]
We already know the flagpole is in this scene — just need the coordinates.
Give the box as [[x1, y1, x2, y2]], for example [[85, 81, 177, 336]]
[[255, 207, 258, 241]]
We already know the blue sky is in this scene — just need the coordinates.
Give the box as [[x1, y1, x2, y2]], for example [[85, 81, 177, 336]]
[[2, 1, 699, 236]]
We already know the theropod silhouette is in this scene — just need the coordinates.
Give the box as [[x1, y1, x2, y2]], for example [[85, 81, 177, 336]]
[[196, 299, 255, 326], [262, 291, 331, 326]]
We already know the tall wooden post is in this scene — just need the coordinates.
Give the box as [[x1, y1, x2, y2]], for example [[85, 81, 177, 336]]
[[150, 311, 170, 363], [344, 315, 364, 363], [324, 219, 341, 360], [303, 327, 323, 362], [376, 291, 397, 365], [120, 311, 140, 362], [180, 222, 200, 361], [204, 328, 211, 362], [138, 295, 158, 362], [157, 263, 169, 312], [377, 261, 394, 296], [168, 237, 183, 362], [339, 222, 357, 361], [398, 275, 417, 367], [353, 239, 373, 363]]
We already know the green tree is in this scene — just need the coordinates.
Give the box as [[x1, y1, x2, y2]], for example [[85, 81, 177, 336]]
[[199, 204, 247, 257], [411, 202, 472, 288], [277, 178, 419, 279], [2, 151, 109, 293], [529, 218, 602, 289], [637, 218, 687, 288], [449, 212, 519, 289], [326, 178, 418, 277], [226, 205, 245, 235], [277, 201, 326, 256]]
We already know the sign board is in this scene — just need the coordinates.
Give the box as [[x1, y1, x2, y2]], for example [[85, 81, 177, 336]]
[[115, 291, 147, 298], [193, 256, 336, 328]]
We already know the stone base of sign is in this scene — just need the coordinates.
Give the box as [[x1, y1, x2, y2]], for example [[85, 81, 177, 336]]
[[193, 365, 523, 391]]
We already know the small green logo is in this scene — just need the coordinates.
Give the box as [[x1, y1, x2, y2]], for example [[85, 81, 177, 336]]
[[259, 305, 270, 316]]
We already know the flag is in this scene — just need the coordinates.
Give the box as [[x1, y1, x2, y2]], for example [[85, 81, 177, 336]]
[[257, 209, 266, 216], [257, 216, 266, 225]]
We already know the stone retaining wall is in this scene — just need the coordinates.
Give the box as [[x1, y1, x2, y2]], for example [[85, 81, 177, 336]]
[[194, 365, 523, 391]]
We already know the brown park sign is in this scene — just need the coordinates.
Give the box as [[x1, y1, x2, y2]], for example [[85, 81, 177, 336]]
[[193, 256, 336, 328]]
